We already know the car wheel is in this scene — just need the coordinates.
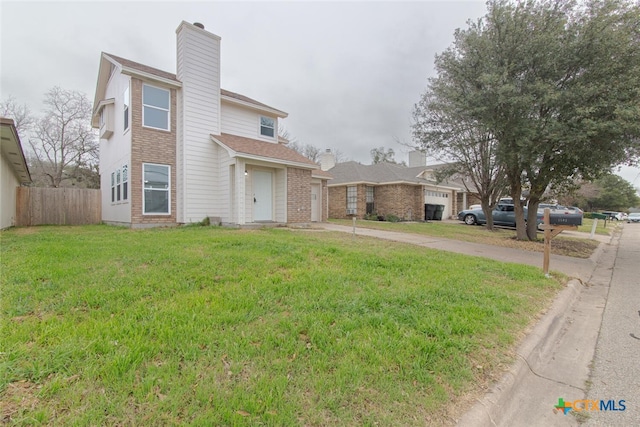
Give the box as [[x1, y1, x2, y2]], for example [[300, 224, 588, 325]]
[[464, 214, 477, 225]]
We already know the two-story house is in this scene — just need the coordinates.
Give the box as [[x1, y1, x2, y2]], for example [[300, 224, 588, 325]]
[[93, 21, 329, 228]]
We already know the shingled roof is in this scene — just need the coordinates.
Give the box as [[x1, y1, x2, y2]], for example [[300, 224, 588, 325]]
[[102, 53, 284, 114], [212, 133, 321, 170], [328, 161, 462, 189], [104, 53, 179, 83]]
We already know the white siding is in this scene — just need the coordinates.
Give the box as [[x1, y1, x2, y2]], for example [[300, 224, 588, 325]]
[[221, 103, 278, 142], [216, 145, 233, 222], [0, 153, 20, 229], [176, 22, 222, 223], [244, 166, 254, 224], [275, 168, 286, 222], [99, 72, 132, 224]]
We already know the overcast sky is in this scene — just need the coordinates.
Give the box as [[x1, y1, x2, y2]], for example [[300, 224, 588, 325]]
[[1, 0, 639, 187]]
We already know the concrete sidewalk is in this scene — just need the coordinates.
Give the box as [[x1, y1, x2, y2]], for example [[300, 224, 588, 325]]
[[313, 222, 620, 426]]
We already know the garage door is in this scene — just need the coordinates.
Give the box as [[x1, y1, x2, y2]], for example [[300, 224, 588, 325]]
[[424, 190, 451, 219]]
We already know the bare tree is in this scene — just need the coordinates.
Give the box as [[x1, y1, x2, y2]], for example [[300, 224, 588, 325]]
[[279, 125, 323, 163], [28, 87, 98, 188], [370, 146, 397, 164], [331, 148, 349, 164], [0, 96, 34, 138]]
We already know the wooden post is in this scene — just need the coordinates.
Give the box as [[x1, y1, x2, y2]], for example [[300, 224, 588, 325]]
[[543, 208, 551, 277], [352, 216, 356, 237], [590, 218, 598, 240]]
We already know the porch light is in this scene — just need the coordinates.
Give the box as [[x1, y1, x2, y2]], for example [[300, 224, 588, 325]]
[[244, 170, 248, 176]]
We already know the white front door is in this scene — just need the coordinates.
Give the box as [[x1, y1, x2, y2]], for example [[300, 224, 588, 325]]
[[253, 170, 273, 221], [311, 184, 321, 222]]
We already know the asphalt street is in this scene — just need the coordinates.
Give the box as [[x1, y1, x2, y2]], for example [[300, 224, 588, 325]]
[[583, 223, 640, 426]]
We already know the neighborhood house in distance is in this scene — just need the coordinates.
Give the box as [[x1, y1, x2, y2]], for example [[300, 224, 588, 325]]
[[323, 150, 473, 221], [93, 21, 330, 228]]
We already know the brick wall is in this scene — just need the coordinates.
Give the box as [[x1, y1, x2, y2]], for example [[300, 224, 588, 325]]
[[287, 167, 312, 223], [328, 186, 346, 219], [130, 78, 177, 227], [456, 192, 481, 211], [374, 184, 423, 220], [328, 184, 368, 219]]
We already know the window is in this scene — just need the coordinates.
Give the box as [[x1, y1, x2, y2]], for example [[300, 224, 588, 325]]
[[122, 164, 128, 201], [366, 186, 374, 215], [347, 186, 357, 214], [143, 84, 170, 130], [260, 116, 275, 137], [116, 169, 121, 201], [111, 172, 115, 203], [143, 163, 170, 214], [123, 85, 130, 132]]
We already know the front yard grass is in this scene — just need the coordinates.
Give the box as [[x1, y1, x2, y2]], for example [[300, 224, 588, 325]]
[[1, 225, 562, 425], [330, 219, 601, 258]]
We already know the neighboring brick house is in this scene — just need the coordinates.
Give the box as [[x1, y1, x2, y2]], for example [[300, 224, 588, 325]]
[[327, 161, 464, 221], [93, 21, 329, 228]]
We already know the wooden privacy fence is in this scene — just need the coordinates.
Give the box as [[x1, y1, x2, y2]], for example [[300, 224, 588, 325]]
[[16, 187, 101, 226]]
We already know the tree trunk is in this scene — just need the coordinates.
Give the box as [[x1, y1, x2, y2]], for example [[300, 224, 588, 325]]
[[511, 188, 528, 240], [526, 198, 541, 240], [481, 198, 495, 230]]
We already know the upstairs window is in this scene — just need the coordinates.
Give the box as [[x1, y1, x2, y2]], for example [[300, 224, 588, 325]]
[[123, 85, 130, 132], [260, 116, 275, 138], [143, 84, 170, 131]]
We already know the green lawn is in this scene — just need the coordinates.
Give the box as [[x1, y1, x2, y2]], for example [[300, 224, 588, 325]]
[[577, 217, 617, 235], [330, 219, 602, 258], [1, 225, 562, 425]]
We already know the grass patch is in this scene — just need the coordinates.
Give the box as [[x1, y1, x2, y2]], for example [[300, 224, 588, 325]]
[[1, 225, 562, 425], [577, 218, 615, 235], [330, 219, 600, 258]]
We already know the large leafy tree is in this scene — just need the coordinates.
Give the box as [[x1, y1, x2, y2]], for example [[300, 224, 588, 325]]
[[414, 0, 640, 240], [413, 89, 507, 229], [587, 174, 640, 211]]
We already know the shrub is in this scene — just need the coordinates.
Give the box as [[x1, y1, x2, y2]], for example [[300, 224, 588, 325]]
[[386, 214, 401, 223]]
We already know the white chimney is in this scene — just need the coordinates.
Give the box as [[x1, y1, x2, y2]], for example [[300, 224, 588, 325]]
[[320, 149, 336, 171], [408, 150, 426, 168], [176, 21, 221, 135], [175, 21, 222, 223]]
